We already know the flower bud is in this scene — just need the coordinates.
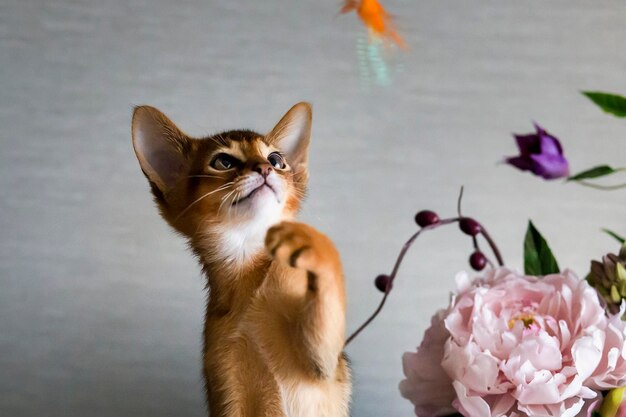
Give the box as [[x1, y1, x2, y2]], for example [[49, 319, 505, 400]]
[[375, 274, 392, 293], [460, 218, 482, 236], [587, 245, 626, 315], [505, 123, 569, 180], [415, 210, 440, 227], [469, 251, 487, 271]]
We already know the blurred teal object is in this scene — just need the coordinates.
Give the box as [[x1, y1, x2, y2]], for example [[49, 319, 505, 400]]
[[356, 34, 403, 88]]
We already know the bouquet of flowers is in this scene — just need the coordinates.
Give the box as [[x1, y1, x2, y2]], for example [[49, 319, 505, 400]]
[[400, 251, 626, 417], [345, 92, 626, 417]]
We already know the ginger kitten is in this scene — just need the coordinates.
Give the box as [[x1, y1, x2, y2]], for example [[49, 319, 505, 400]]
[[131, 103, 351, 417]]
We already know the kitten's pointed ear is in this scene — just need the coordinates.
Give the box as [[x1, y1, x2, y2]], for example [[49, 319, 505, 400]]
[[267, 102, 312, 170], [131, 106, 191, 193]]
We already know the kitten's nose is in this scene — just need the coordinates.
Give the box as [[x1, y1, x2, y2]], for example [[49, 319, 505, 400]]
[[253, 163, 273, 178]]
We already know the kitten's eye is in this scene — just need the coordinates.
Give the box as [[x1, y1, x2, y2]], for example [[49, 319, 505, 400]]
[[210, 154, 238, 170], [267, 152, 286, 169]]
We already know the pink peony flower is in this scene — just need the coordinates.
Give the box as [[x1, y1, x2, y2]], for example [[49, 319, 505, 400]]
[[400, 309, 457, 417], [400, 267, 626, 417]]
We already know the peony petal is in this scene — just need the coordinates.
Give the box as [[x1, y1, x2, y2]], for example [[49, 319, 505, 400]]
[[558, 320, 571, 350], [515, 371, 561, 405], [452, 380, 492, 417], [557, 396, 586, 417], [572, 333, 603, 381], [584, 398, 602, 417], [489, 393, 516, 416], [400, 311, 457, 417], [509, 334, 562, 375], [442, 340, 473, 381], [517, 396, 584, 417], [559, 374, 583, 400], [455, 271, 472, 293], [463, 352, 500, 394]]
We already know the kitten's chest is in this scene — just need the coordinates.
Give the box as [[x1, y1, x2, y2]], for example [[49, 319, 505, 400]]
[[211, 215, 280, 266], [215, 227, 265, 265], [279, 381, 326, 417], [278, 378, 348, 417]]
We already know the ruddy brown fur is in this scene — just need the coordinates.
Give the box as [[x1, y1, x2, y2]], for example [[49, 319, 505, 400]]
[[131, 103, 351, 416]]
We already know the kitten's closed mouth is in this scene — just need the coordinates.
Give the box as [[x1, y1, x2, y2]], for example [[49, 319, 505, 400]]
[[232, 183, 277, 206]]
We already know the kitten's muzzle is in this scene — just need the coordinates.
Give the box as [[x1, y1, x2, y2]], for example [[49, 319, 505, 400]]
[[232, 175, 278, 205]]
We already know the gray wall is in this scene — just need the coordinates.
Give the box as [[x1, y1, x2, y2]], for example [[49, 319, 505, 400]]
[[1, 1, 625, 416]]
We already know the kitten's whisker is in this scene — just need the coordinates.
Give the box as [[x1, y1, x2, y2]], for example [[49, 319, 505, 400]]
[[175, 182, 234, 222], [218, 188, 238, 216], [229, 189, 243, 214], [226, 191, 241, 220], [228, 190, 243, 213]]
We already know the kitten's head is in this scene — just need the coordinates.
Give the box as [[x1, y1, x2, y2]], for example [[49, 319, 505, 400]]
[[132, 103, 311, 262]]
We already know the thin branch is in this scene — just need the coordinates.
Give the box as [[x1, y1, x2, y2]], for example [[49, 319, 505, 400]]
[[345, 219, 459, 347], [457, 186, 465, 217], [480, 228, 505, 266], [344, 191, 506, 346]]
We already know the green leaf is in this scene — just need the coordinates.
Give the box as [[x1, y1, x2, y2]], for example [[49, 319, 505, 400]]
[[582, 91, 626, 118], [568, 165, 616, 181], [524, 221, 560, 276], [603, 228, 626, 244]]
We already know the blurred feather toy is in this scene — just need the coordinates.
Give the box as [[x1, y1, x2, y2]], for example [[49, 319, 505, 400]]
[[340, 0, 406, 48]]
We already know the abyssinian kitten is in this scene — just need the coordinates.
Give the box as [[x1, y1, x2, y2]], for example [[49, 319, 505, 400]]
[[131, 102, 351, 416]]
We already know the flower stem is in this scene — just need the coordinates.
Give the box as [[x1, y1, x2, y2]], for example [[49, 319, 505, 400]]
[[480, 228, 505, 266], [457, 186, 465, 217], [344, 216, 504, 347], [577, 181, 626, 190], [344, 220, 454, 347], [344, 189, 506, 347]]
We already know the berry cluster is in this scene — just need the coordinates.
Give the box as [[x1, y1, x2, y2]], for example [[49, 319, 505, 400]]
[[345, 189, 504, 346], [415, 211, 488, 273]]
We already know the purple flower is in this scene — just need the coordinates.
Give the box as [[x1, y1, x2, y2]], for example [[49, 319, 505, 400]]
[[506, 123, 570, 180]]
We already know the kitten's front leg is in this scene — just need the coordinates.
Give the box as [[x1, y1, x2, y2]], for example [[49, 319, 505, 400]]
[[265, 221, 347, 379]]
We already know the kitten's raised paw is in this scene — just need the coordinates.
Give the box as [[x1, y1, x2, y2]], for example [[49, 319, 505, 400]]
[[265, 222, 337, 273]]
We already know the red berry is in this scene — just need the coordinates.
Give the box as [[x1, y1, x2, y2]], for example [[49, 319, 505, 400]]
[[460, 217, 482, 236], [415, 210, 440, 227], [374, 274, 391, 292], [469, 251, 487, 271]]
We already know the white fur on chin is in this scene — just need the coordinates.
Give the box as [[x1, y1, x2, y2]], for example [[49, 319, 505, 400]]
[[214, 188, 286, 267]]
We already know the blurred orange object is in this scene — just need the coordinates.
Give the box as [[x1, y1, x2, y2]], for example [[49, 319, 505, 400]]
[[340, 0, 406, 48]]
